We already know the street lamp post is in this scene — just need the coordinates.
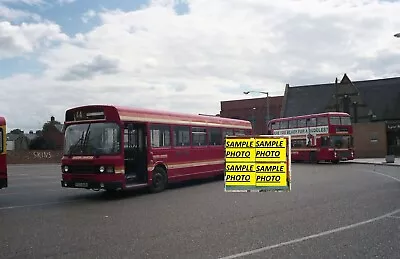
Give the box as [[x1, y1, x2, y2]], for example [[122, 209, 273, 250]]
[[243, 91, 270, 131]]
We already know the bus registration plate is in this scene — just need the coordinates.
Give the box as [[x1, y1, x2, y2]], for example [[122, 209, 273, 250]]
[[75, 182, 88, 188]]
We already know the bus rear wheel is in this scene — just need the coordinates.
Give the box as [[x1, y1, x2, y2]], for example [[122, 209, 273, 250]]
[[149, 166, 167, 193]]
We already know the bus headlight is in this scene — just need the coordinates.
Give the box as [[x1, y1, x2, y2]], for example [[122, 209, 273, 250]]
[[99, 166, 105, 173], [63, 165, 69, 173]]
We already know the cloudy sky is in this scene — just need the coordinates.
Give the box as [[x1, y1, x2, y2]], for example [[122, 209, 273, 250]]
[[0, 0, 399, 131]]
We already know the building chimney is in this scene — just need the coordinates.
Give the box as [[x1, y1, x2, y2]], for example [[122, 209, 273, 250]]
[[51, 116, 55, 122]]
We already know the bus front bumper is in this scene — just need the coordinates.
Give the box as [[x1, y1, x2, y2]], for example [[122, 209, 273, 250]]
[[61, 180, 123, 190]]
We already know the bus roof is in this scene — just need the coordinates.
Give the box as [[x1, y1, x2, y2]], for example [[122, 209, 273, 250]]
[[65, 105, 252, 129], [0, 116, 5, 126], [268, 112, 350, 123]]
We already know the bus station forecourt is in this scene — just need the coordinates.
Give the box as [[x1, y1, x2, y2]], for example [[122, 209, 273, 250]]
[[1, 106, 400, 258]]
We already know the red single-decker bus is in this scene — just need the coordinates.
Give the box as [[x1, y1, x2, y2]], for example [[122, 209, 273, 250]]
[[61, 105, 253, 192], [267, 112, 354, 163], [0, 116, 7, 189]]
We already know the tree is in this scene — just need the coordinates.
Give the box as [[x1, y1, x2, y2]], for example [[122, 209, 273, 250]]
[[9, 129, 23, 134], [42, 116, 61, 133]]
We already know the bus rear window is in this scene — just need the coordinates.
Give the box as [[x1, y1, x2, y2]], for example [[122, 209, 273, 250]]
[[341, 117, 352, 125], [330, 116, 351, 125], [330, 116, 341, 125]]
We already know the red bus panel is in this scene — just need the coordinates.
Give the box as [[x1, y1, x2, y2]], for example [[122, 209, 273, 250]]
[[61, 105, 253, 193], [0, 116, 7, 189]]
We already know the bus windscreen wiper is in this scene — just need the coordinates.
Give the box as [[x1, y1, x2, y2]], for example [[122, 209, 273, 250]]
[[68, 124, 91, 156]]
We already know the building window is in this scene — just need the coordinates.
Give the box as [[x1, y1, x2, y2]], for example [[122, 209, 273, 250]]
[[173, 126, 190, 146], [192, 127, 207, 146], [209, 128, 222, 146], [150, 124, 170, 148]]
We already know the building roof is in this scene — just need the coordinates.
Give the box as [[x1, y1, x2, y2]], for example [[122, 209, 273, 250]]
[[283, 75, 400, 120]]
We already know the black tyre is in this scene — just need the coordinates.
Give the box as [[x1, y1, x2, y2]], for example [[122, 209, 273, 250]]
[[149, 166, 167, 193]]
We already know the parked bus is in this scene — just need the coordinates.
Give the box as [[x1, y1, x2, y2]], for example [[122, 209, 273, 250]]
[[0, 116, 7, 189], [61, 105, 253, 192], [267, 112, 354, 163]]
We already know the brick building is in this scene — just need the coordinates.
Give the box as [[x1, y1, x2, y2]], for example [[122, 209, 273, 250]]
[[281, 74, 400, 158], [219, 95, 284, 134]]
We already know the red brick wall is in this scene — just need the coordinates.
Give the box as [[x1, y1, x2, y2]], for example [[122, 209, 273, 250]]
[[353, 122, 387, 158], [7, 150, 63, 164], [220, 96, 284, 134]]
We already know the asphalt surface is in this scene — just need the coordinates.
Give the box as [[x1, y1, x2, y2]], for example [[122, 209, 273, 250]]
[[0, 163, 399, 259]]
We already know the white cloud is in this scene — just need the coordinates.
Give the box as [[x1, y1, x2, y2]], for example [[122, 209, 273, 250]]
[[0, 21, 68, 58], [0, 0, 44, 5], [57, 0, 76, 5], [0, 4, 42, 21], [1, 0, 400, 131], [81, 9, 96, 23]]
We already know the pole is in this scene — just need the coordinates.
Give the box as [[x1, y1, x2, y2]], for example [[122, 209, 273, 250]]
[[266, 92, 270, 125], [335, 77, 338, 111]]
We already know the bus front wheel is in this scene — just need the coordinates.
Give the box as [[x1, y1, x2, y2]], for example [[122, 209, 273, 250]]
[[149, 166, 167, 193]]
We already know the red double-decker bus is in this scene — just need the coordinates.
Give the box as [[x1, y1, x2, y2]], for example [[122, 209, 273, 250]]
[[0, 116, 7, 189], [267, 112, 354, 163], [61, 105, 253, 192]]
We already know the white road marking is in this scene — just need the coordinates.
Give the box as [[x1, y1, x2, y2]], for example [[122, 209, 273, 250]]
[[366, 170, 400, 183], [0, 188, 78, 196], [218, 208, 400, 259], [0, 200, 80, 210]]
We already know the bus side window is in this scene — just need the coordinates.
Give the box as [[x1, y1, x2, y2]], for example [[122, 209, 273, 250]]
[[292, 139, 306, 148], [173, 126, 190, 146], [150, 124, 170, 148], [209, 128, 222, 146], [321, 136, 329, 147], [289, 120, 297, 129], [298, 119, 306, 128], [317, 117, 328, 126], [235, 129, 245, 136], [307, 118, 316, 127], [192, 127, 207, 146], [280, 121, 288, 129], [271, 122, 279, 130]]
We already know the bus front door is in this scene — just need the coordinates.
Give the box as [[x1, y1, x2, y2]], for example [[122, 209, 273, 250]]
[[123, 123, 148, 184]]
